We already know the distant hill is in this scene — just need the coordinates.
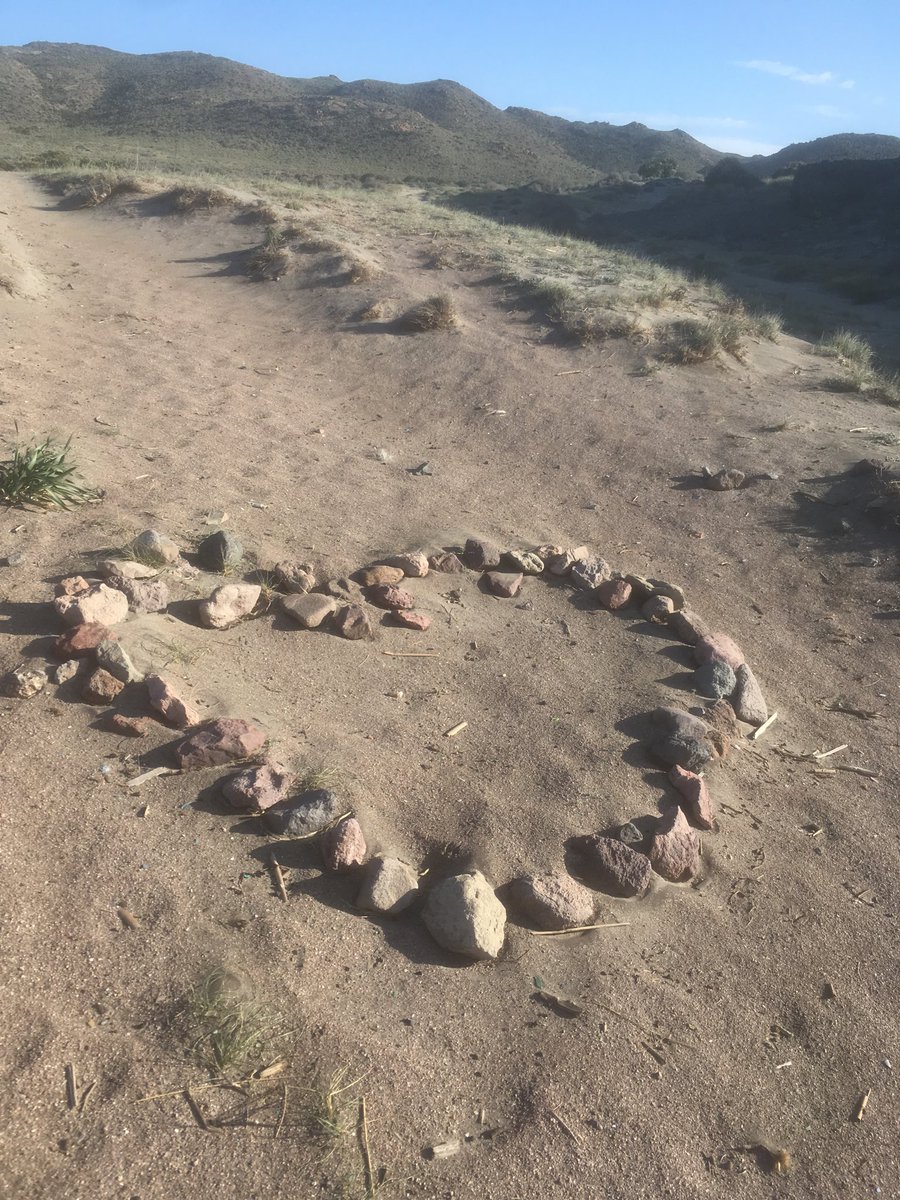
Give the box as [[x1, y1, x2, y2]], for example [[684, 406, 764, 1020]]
[[754, 133, 900, 175]]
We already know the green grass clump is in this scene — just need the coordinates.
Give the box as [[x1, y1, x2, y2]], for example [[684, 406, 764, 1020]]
[[0, 439, 99, 508], [817, 330, 900, 404], [818, 329, 873, 368], [183, 968, 279, 1077], [397, 293, 458, 332]]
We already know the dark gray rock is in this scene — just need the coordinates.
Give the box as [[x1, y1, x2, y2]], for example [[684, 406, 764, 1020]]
[[651, 734, 712, 773], [262, 788, 343, 837], [695, 660, 737, 700], [197, 530, 244, 572]]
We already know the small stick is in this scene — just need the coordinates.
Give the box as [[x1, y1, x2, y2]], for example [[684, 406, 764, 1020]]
[[65, 1064, 78, 1110], [835, 764, 880, 779], [555, 369, 587, 376], [382, 651, 440, 658], [530, 922, 630, 936], [750, 711, 778, 741], [445, 721, 468, 738], [281, 811, 353, 842], [274, 1081, 287, 1141], [774, 1060, 793, 1070], [358, 1096, 375, 1196], [548, 1107, 582, 1144], [127, 766, 179, 789], [812, 744, 848, 760], [78, 1081, 96, 1113], [184, 1089, 216, 1132], [269, 853, 288, 902], [855, 1090, 871, 1122]]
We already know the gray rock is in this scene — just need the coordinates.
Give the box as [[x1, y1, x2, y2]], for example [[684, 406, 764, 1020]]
[[356, 856, 420, 915], [652, 706, 710, 741], [463, 538, 501, 571], [507, 873, 595, 931], [642, 594, 674, 624], [422, 871, 506, 960], [570, 835, 652, 898], [651, 733, 712, 773], [109, 574, 169, 615], [1, 663, 48, 698], [198, 530, 244, 572], [262, 788, 343, 837], [570, 555, 612, 591], [333, 604, 373, 640], [650, 805, 700, 882], [623, 574, 655, 602], [281, 593, 337, 629], [96, 639, 143, 684], [732, 664, 768, 726], [618, 822, 645, 849], [2, 550, 25, 567], [649, 581, 686, 610], [707, 468, 745, 491], [52, 659, 81, 685], [132, 529, 181, 566], [695, 660, 737, 700], [98, 559, 160, 580]]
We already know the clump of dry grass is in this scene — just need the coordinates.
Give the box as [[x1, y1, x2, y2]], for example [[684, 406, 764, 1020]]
[[49, 172, 152, 208], [165, 185, 235, 213], [817, 329, 900, 404], [659, 315, 747, 364], [181, 968, 280, 1077], [345, 255, 379, 284], [396, 294, 458, 332], [248, 226, 292, 280], [356, 300, 386, 322]]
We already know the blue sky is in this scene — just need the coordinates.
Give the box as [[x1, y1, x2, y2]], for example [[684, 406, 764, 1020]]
[[2, 0, 898, 155]]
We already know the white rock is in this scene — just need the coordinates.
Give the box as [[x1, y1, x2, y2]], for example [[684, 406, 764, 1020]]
[[54, 583, 129, 627], [198, 583, 261, 629], [422, 871, 506, 960], [1, 663, 48, 698], [98, 559, 160, 580], [356, 857, 419, 915]]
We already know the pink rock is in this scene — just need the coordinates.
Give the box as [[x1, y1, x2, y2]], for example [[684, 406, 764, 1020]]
[[484, 571, 523, 598], [508, 873, 596, 930], [732, 664, 768, 726], [321, 817, 367, 872], [145, 673, 201, 729], [104, 713, 150, 737], [383, 551, 429, 578], [281, 593, 337, 629], [273, 561, 315, 593], [668, 609, 711, 646], [82, 668, 124, 705], [333, 605, 373, 640], [650, 806, 700, 882], [173, 717, 267, 770], [694, 633, 745, 671], [53, 622, 116, 659], [355, 565, 404, 587], [668, 766, 715, 830], [428, 552, 465, 573], [571, 835, 652, 897], [369, 584, 414, 610], [55, 583, 129, 628], [597, 579, 632, 610], [222, 762, 293, 811], [108, 574, 169, 615], [393, 610, 431, 631], [55, 575, 91, 597]]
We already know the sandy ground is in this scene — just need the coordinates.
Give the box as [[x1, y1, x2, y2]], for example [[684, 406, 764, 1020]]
[[0, 171, 898, 1200]]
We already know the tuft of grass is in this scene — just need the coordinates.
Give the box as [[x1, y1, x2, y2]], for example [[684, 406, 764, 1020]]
[[659, 318, 722, 364], [817, 330, 900, 405], [296, 759, 342, 792], [183, 968, 279, 1077], [345, 256, 379, 284], [0, 438, 99, 508], [818, 329, 873, 369], [165, 185, 235, 213], [248, 226, 292, 280], [356, 301, 386, 322], [396, 294, 458, 332]]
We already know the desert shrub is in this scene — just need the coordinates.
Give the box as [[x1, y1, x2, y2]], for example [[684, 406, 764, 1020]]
[[356, 301, 386, 322], [397, 294, 458, 332], [818, 330, 873, 369], [248, 226, 292, 279], [659, 316, 748, 364], [0, 438, 99, 508], [705, 158, 762, 189], [638, 157, 678, 180], [165, 185, 235, 213]]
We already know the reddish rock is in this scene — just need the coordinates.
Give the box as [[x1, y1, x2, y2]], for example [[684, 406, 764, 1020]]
[[104, 713, 150, 737], [321, 817, 367, 872], [508, 873, 596, 930], [355, 565, 404, 587], [333, 604, 373, 640], [570, 835, 652, 898], [706, 729, 731, 760], [668, 608, 711, 646], [53, 622, 116, 659], [145, 673, 201, 729], [55, 582, 129, 628], [428, 552, 465, 573], [694, 632, 745, 671], [642, 594, 674, 624], [109, 574, 169, 615], [383, 551, 429, 578], [705, 699, 740, 740], [369, 584, 414, 610], [597, 578, 632, 610], [650, 806, 700, 882], [393, 610, 431, 631], [82, 668, 124, 705], [173, 717, 267, 770], [484, 570, 523, 598], [464, 537, 501, 571], [55, 575, 91, 597], [669, 766, 715, 830], [222, 762, 293, 811]]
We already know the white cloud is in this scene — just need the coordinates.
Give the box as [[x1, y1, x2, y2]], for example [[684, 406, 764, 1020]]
[[703, 135, 782, 156], [802, 103, 850, 119], [741, 59, 855, 88]]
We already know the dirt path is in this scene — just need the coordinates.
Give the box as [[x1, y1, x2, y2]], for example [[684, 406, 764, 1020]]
[[1, 172, 898, 1199]]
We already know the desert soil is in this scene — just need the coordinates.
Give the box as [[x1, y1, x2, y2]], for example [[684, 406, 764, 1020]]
[[0, 172, 898, 1200]]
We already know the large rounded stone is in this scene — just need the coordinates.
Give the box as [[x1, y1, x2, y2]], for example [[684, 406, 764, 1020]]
[[383, 551, 429, 578], [732, 664, 768, 726], [651, 733, 712, 773], [263, 789, 343, 837], [695, 660, 737, 700], [422, 871, 506, 960], [694, 633, 745, 671], [569, 835, 652, 898], [198, 583, 261, 629], [356, 857, 420, 915], [508, 873, 596, 930], [281, 593, 336, 629], [652, 706, 710, 741], [197, 530, 243, 572], [132, 529, 181, 566], [463, 538, 501, 571], [55, 583, 129, 628]]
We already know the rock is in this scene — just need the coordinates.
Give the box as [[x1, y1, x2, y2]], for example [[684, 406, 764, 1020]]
[[669, 766, 714, 830], [484, 571, 523, 598], [96, 639, 143, 684], [463, 537, 501, 571], [53, 622, 116, 659], [570, 835, 652, 898], [55, 583, 129, 628], [392, 610, 431, 631], [542, 546, 589, 577], [222, 762, 293, 811], [263, 788, 342, 837], [642, 595, 674, 624], [507, 873, 595, 931], [174, 717, 267, 770], [272, 561, 316, 593], [651, 733, 712, 773], [652, 706, 710, 741], [2, 664, 48, 698], [52, 659, 81, 685], [333, 605, 373, 640], [624, 574, 655, 602], [668, 608, 711, 646], [198, 583, 261, 629], [323, 576, 364, 604], [281, 593, 337, 629], [110, 575, 169, 615], [197, 530, 244, 572], [502, 550, 544, 575], [104, 713, 150, 737], [98, 559, 159, 581], [383, 551, 429, 578], [422, 871, 506, 960], [428, 552, 464, 574], [321, 817, 367, 872], [695, 632, 745, 671], [55, 575, 91, 597], [618, 822, 645, 849], [650, 806, 700, 882], [707, 468, 745, 491], [570, 555, 612, 591], [705, 699, 741, 741], [132, 529, 181, 566], [695, 660, 737, 700], [355, 564, 404, 587], [82, 668, 124, 705], [368, 584, 414, 610], [2, 551, 25, 567], [356, 856, 419, 915], [597, 578, 632, 610], [145, 674, 201, 729], [732, 664, 768, 726], [649, 581, 686, 610]]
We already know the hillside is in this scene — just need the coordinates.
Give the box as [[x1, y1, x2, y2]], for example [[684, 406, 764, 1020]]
[[756, 132, 900, 174]]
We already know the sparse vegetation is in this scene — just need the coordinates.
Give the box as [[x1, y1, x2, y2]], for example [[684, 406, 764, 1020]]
[[817, 330, 900, 404], [397, 293, 458, 332], [248, 226, 292, 280], [165, 185, 236, 213], [296, 758, 342, 792], [356, 301, 386, 322], [0, 438, 99, 508], [181, 967, 280, 1077]]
